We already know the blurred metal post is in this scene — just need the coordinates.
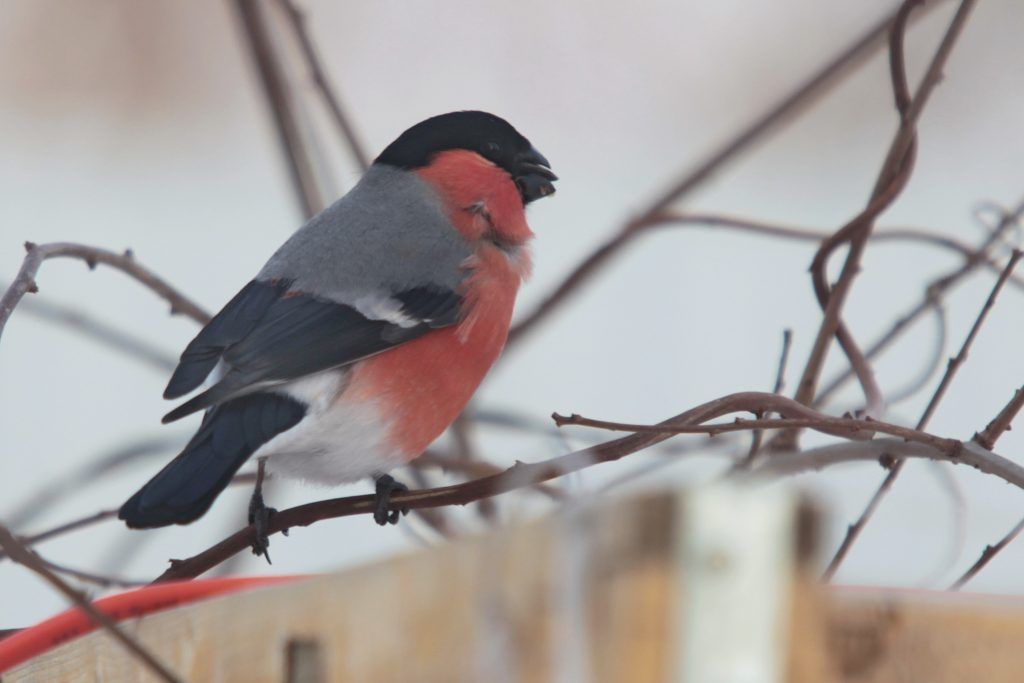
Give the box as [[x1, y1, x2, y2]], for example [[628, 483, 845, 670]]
[[676, 483, 795, 683]]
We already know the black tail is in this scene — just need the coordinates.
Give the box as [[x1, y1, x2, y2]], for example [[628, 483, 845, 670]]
[[119, 393, 306, 528]]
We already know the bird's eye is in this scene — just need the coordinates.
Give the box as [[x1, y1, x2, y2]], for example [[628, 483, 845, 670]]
[[484, 142, 500, 156]]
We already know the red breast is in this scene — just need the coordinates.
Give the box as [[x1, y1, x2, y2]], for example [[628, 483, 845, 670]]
[[342, 151, 532, 457]]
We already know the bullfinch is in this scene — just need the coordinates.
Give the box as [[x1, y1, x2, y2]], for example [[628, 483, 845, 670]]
[[118, 111, 556, 553]]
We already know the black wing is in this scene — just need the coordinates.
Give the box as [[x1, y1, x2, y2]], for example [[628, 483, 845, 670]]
[[120, 392, 307, 528], [161, 279, 462, 423]]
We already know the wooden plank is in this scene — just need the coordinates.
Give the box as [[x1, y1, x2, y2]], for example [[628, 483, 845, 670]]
[[820, 589, 1024, 683], [6, 493, 681, 682], [9, 488, 1024, 682]]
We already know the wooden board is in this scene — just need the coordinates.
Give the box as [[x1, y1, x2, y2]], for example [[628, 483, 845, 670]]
[[7, 488, 1024, 682]]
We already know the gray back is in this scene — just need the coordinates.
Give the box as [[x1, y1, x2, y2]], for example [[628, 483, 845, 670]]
[[258, 166, 471, 301]]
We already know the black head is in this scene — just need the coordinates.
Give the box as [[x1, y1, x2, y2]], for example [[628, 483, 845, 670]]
[[375, 111, 557, 204]]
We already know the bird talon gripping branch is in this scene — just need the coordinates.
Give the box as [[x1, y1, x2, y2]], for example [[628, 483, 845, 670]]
[[247, 494, 277, 563], [116, 112, 556, 548], [373, 474, 410, 526]]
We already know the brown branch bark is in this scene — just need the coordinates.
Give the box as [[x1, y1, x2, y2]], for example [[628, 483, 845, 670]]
[[974, 386, 1024, 451], [232, 0, 324, 219], [149, 387, 1024, 584], [752, 438, 1024, 487], [35, 557, 145, 590], [278, 0, 370, 171], [814, 201, 1024, 407], [152, 392, 784, 582], [744, 329, 794, 465], [507, 3, 940, 347], [786, 0, 978, 436], [823, 248, 1021, 579], [554, 408, 957, 454], [947, 346, 1024, 589], [0, 474, 265, 563], [949, 516, 1024, 590], [0, 242, 209, 347], [0, 525, 182, 682]]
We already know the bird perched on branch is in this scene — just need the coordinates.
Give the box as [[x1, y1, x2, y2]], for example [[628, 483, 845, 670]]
[[119, 111, 556, 557]]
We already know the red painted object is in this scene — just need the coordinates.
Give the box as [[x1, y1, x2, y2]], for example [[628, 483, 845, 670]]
[[0, 575, 307, 673]]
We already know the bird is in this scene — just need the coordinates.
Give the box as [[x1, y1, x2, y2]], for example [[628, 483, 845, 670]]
[[118, 111, 556, 557]]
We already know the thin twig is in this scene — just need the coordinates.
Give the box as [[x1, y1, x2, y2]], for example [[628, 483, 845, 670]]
[[152, 388, 1024, 583], [511, 207, 1023, 356], [974, 386, 1024, 450], [0, 242, 209, 345], [823, 248, 1022, 579], [415, 451, 565, 501], [786, 0, 976, 439], [154, 392, 778, 581], [449, 413, 497, 521], [947, 303, 1024, 589], [815, 201, 1024, 408], [917, 249, 1023, 427], [0, 510, 120, 565], [507, 2, 940, 346], [278, 0, 370, 171], [7, 435, 182, 528], [750, 438, 1024, 487], [949, 516, 1024, 590], [0, 524, 182, 682], [554, 412, 956, 454], [743, 329, 793, 465], [0, 473, 265, 562], [400, 465, 455, 538], [37, 557, 146, 589], [882, 300, 948, 406], [232, 0, 324, 219]]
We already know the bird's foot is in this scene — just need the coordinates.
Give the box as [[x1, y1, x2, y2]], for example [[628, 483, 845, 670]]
[[248, 489, 277, 563], [374, 474, 410, 526], [248, 459, 276, 564]]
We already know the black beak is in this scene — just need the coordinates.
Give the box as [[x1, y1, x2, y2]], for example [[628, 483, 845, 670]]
[[514, 146, 557, 204]]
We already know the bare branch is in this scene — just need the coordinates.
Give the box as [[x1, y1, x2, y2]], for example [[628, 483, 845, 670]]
[[750, 439, 1024, 490], [150, 386, 1024, 583], [0, 243, 209, 347], [154, 392, 784, 581], [949, 516, 1024, 590], [508, 3, 940, 346], [232, 0, 325, 218], [0, 511, 120, 567], [278, 0, 370, 171], [974, 386, 1024, 451], [787, 0, 977, 435], [35, 556, 146, 589], [823, 248, 1022, 579], [0, 473, 264, 563], [415, 451, 565, 501], [744, 329, 794, 465], [554, 410, 956, 454], [814, 201, 1024, 408], [0, 524, 182, 682], [6, 435, 182, 529]]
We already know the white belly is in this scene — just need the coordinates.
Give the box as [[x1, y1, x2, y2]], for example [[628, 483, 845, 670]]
[[252, 369, 407, 486]]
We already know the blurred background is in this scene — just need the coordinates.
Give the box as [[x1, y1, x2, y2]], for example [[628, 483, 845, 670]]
[[2, 0, 1023, 628]]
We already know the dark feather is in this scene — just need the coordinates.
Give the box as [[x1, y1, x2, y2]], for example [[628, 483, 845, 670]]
[[164, 280, 288, 400], [162, 281, 462, 423], [119, 393, 306, 528]]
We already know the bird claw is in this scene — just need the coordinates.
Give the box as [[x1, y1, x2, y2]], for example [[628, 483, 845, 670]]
[[374, 474, 409, 526], [248, 487, 276, 564]]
